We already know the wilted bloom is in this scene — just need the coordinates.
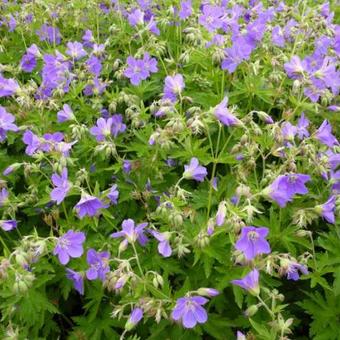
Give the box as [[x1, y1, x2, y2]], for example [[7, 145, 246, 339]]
[[0, 106, 18, 141], [172, 296, 208, 328], [66, 268, 84, 294], [163, 74, 185, 102], [107, 184, 119, 204], [90, 117, 113, 141], [125, 308, 143, 330], [315, 120, 339, 147], [66, 41, 87, 60], [75, 193, 105, 218], [183, 157, 207, 182], [280, 259, 308, 281], [57, 104, 75, 123], [0, 220, 17, 231], [231, 269, 260, 295], [265, 174, 311, 207], [149, 230, 172, 257], [53, 230, 86, 265], [316, 195, 336, 224], [111, 219, 148, 247], [86, 248, 110, 281], [50, 168, 71, 204], [214, 97, 240, 126], [0, 75, 19, 97], [235, 226, 271, 260]]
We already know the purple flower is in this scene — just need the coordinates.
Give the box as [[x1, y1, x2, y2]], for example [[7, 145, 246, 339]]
[[142, 52, 158, 74], [0, 220, 17, 231], [296, 113, 310, 139], [0, 188, 9, 206], [36, 24, 61, 45], [199, 5, 223, 32], [66, 268, 84, 294], [50, 168, 71, 205], [86, 55, 102, 77], [237, 331, 246, 340], [163, 74, 185, 102], [57, 104, 75, 123], [111, 219, 148, 247], [86, 248, 110, 281], [53, 230, 86, 265], [0, 106, 18, 141], [149, 230, 172, 257], [124, 56, 149, 86], [171, 296, 208, 328], [82, 29, 95, 48], [315, 120, 339, 147], [66, 41, 87, 60], [287, 262, 308, 281], [107, 184, 119, 204], [214, 97, 240, 127], [111, 114, 126, 137], [317, 195, 336, 224], [196, 288, 220, 297], [22, 130, 41, 155], [215, 201, 227, 226], [126, 308, 143, 329], [128, 8, 144, 26], [0, 75, 19, 97], [281, 122, 297, 142], [284, 56, 306, 80], [231, 269, 260, 295], [90, 117, 113, 142], [123, 160, 132, 174], [20, 53, 37, 72], [183, 157, 207, 182], [75, 194, 105, 218], [83, 77, 107, 96], [266, 174, 311, 207], [179, 0, 192, 20], [235, 226, 271, 261], [271, 26, 285, 47]]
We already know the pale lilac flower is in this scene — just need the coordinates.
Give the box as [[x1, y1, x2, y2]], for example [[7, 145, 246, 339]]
[[214, 97, 240, 126], [123, 160, 132, 174], [50, 168, 71, 204], [66, 41, 87, 60], [86, 248, 110, 281], [20, 53, 37, 72], [296, 112, 310, 139], [36, 24, 61, 45], [199, 5, 223, 32], [0, 106, 18, 141], [281, 122, 297, 142], [196, 288, 219, 297], [179, 0, 192, 20], [237, 331, 246, 340], [183, 157, 207, 182], [90, 117, 113, 141], [53, 230, 86, 265], [215, 201, 227, 226], [149, 230, 172, 257], [111, 114, 126, 137], [163, 74, 185, 102], [23, 130, 41, 156], [57, 104, 75, 122], [75, 194, 105, 218], [66, 268, 84, 294], [284, 56, 306, 79], [86, 55, 102, 76], [124, 56, 149, 86], [172, 296, 208, 328], [0, 220, 17, 231], [0, 75, 19, 97], [235, 226, 271, 260], [108, 184, 119, 204], [111, 219, 148, 247], [142, 53, 158, 74], [231, 269, 260, 295], [128, 8, 144, 26], [315, 120, 339, 147], [272, 25, 285, 47], [82, 29, 94, 48]]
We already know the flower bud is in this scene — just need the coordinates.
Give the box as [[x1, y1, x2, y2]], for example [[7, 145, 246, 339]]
[[245, 304, 258, 317]]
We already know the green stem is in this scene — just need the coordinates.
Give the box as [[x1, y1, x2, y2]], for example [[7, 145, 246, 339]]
[[131, 242, 144, 278]]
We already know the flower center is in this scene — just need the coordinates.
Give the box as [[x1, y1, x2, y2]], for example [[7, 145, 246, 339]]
[[247, 231, 259, 241]]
